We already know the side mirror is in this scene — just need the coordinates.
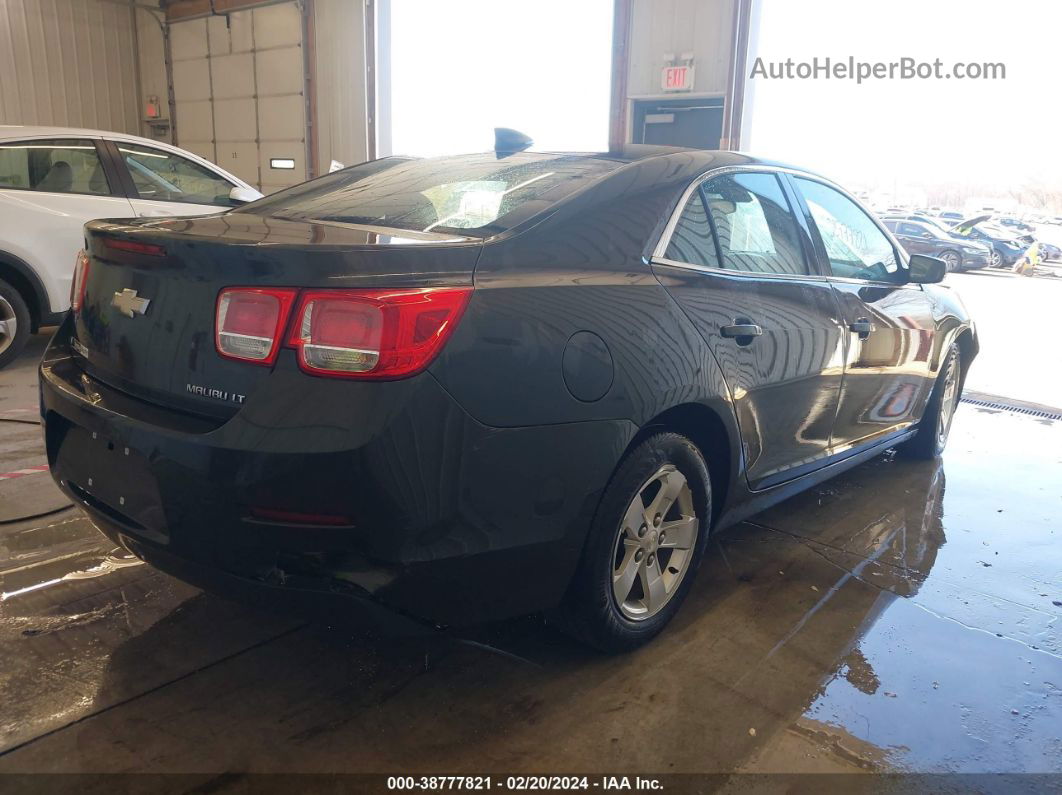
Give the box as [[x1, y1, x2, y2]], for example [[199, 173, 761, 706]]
[[922, 232, 933, 239], [908, 254, 946, 284], [229, 185, 263, 205]]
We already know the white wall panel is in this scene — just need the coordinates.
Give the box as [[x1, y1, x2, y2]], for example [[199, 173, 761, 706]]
[[172, 59, 212, 102], [257, 45, 303, 96], [214, 98, 257, 140], [0, 0, 140, 132], [175, 100, 214, 142], [211, 53, 255, 99], [170, 17, 209, 59], [252, 2, 301, 49], [628, 0, 735, 97]]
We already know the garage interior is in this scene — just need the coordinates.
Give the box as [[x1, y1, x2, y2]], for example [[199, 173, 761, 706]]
[[1, 0, 1061, 785]]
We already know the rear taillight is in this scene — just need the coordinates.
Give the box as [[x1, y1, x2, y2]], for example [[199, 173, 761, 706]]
[[287, 287, 472, 379], [215, 287, 298, 365], [71, 250, 90, 312]]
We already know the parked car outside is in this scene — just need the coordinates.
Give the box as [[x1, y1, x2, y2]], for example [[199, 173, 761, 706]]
[[999, 217, 1035, 233], [882, 218, 991, 271], [950, 215, 1031, 267], [1039, 242, 1061, 261], [0, 126, 262, 368], [41, 148, 977, 651]]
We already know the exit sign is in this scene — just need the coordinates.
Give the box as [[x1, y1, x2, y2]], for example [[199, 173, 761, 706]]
[[661, 65, 695, 92]]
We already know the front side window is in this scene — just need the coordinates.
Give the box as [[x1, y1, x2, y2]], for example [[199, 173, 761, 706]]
[[898, 222, 927, 237], [795, 177, 900, 281], [702, 173, 808, 276], [0, 139, 110, 195], [118, 144, 237, 207], [664, 190, 719, 268]]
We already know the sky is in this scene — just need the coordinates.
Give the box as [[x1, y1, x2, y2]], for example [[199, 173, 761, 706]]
[[388, 0, 1061, 202], [745, 0, 1062, 197], [389, 0, 613, 157]]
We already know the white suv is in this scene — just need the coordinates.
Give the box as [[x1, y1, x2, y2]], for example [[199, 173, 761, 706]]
[[0, 126, 262, 368]]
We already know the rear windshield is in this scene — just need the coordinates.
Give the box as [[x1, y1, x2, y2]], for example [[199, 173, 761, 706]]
[[236, 153, 621, 237]]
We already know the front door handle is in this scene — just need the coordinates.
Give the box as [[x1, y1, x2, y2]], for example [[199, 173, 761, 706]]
[[849, 318, 874, 338], [721, 319, 763, 344]]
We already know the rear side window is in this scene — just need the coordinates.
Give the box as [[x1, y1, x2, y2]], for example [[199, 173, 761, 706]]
[[794, 177, 900, 281], [238, 153, 621, 237], [702, 173, 808, 276], [664, 190, 719, 267], [0, 138, 111, 195]]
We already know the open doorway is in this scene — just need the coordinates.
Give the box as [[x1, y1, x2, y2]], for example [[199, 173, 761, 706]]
[[631, 97, 724, 148]]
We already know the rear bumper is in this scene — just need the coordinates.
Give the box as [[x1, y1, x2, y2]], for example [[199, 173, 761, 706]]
[[40, 320, 634, 627]]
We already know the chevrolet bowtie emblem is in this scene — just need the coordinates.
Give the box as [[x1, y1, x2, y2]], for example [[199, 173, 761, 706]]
[[111, 288, 151, 318]]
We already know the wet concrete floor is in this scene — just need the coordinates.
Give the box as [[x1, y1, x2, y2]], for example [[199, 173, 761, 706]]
[[0, 332, 1060, 777]]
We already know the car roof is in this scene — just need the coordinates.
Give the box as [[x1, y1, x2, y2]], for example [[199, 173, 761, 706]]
[[0, 124, 168, 145], [531, 145, 818, 175]]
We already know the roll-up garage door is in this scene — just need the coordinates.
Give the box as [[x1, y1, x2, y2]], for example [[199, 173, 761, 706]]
[[169, 2, 307, 193]]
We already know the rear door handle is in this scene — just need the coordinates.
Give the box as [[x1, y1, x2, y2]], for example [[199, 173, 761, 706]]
[[849, 318, 874, 337], [720, 320, 763, 342]]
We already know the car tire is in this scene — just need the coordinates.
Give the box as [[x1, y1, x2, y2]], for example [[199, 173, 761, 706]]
[[552, 432, 711, 653], [990, 249, 1003, 267], [0, 278, 31, 370], [939, 250, 961, 272], [900, 344, 961, 460]]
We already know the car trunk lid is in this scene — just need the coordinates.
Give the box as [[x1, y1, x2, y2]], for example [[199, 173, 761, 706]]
[[73, 214, 479, 418]]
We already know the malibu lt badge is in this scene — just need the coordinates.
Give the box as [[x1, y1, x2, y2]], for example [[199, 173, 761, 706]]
[[186, 383, 246, 405]]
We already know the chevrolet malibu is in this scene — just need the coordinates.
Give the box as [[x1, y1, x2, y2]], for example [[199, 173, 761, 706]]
[[40, 147, 977, 651]]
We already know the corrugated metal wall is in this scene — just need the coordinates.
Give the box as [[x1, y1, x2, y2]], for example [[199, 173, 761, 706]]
[[628, 0, 735, 98], [314, 0, 369, 170], [0, 0, 141, 132]]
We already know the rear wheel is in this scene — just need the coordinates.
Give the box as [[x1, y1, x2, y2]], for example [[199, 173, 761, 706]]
[[901, 344, 961, 459], [553, 432, 711, 652], [0, 279, 31, 370]]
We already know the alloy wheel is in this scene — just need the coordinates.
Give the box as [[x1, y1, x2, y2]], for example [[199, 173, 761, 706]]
[[941, 252, 959, 271], [937, 357, 959, 448], [611, 465, 698, 621], [0, 295, 18, 357], [991, 250, 1002, 267]]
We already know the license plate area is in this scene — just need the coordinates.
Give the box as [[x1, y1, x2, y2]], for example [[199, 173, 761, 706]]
[[58, 424, 168, 542]]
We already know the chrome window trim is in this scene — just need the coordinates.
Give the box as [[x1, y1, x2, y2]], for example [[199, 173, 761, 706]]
[[651, 255, 831, 284], [652, 165, 819, 282], [654, 164, 911, 287], [654, 164, 826, 260]]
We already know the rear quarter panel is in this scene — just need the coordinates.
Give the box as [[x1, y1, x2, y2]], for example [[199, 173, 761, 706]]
[[429, 158, 744, 509]]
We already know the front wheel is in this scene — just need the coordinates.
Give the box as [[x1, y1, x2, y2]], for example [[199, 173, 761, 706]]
[[900, 344, 961, 459], [553, 432, 711, 652], [938, 250, 961, 272], [990, 249, 1003, 267]]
